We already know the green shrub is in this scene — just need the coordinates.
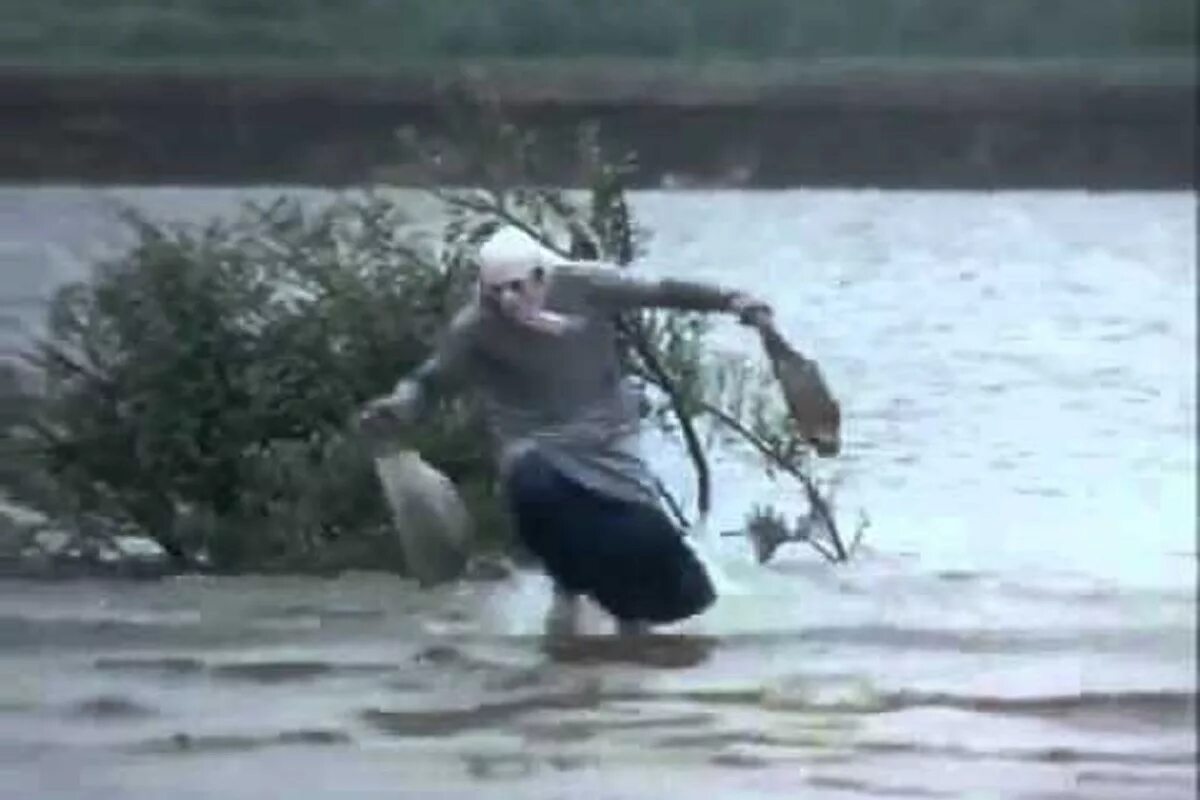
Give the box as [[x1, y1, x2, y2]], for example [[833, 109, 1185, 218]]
[[18, 193, 495, 571]]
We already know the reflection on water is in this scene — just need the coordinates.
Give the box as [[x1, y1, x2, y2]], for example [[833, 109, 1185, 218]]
[[0, 187, 1196, 798]]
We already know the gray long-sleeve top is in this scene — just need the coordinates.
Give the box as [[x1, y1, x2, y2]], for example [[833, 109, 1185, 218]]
[[393, 265, 740, 509]]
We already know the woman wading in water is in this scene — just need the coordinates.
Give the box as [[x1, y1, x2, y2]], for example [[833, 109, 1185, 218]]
[[361, 227, 771, 635]]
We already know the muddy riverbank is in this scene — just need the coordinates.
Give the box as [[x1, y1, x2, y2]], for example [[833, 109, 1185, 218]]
[[1, 63, 1194, 188]]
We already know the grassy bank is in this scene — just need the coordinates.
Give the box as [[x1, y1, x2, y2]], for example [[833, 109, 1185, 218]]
[[2, 60, 1193, 188], [5, 54, 1195, 85], [2, 56, 1194, 109], [3, 2, 1195, 190], [2, 0, 1194, 72]]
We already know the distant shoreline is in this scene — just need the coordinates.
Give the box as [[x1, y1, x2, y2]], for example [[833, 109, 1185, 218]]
[[2, 61, 1195, 188]]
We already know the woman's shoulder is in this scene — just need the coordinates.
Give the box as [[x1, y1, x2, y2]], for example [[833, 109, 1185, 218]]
[[550, 262, 623, 308]]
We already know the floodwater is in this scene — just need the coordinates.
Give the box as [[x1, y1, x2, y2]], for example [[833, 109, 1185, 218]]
[[1, 187, 1196, 799]]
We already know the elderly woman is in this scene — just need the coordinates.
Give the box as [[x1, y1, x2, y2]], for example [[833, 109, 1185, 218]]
[[362, 227, 770, 635]]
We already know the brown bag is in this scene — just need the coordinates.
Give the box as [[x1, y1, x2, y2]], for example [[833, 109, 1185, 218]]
[[750, 314, 841, 458]]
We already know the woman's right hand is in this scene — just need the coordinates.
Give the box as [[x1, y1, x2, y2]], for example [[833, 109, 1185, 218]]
[[730, 293, 774, 328], [357, 380, 422, 437]]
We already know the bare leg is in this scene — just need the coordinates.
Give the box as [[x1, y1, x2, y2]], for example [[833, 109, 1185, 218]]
[[544, 586, 581, 638], [616, 618, 649, 637]]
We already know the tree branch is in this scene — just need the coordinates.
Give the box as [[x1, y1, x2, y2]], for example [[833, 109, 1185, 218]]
[[619, 316, 711, 515], [651, 474, 690, 530], [637, 369, 848, 563]]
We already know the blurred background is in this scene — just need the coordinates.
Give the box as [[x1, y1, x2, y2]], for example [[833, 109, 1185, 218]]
[[1, 0, 1195, 186]]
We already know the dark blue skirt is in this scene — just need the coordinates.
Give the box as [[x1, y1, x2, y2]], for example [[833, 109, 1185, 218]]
[[505, 450, 716, 624]]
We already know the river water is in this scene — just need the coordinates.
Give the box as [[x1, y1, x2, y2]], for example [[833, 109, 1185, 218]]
[[1, 187, 1196, 799]]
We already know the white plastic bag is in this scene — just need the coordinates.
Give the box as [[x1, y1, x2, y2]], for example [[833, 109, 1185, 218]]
[[374, 449, 473, 586]]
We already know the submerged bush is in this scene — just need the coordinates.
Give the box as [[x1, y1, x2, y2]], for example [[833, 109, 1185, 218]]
[[14, 194, 497, 571]]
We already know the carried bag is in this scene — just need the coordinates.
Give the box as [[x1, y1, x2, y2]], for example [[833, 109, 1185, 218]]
[[373, 448, 474, 586]]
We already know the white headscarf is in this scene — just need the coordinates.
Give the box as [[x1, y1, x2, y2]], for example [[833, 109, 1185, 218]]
[[476, 226, 586, 335]]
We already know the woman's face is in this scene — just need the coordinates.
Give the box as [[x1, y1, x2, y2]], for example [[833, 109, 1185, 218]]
[[482, 267, 547, 321]]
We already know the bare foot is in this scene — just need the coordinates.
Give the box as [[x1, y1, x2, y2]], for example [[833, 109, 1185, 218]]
[[616, 619, 649, 637], [544, 591, 581, 638]]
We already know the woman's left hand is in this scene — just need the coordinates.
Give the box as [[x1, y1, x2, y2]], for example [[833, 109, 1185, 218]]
[[730, 293, 774, 327]]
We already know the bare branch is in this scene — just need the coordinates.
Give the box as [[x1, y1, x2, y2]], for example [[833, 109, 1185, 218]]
[[621, 317, 711, 515], [847, 510, 870, 558], [655, 376, 850, 563], [651, 474, 691, 530]]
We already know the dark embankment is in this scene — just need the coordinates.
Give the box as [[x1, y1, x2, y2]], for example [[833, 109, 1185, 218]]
[[1, 63, 1194, 188]]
